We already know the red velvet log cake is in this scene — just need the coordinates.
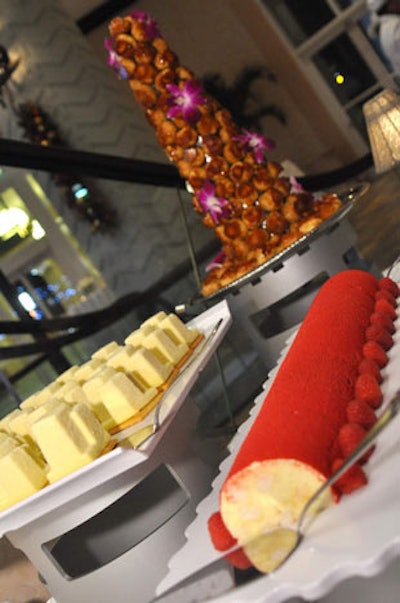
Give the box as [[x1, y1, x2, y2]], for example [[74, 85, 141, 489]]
[[208, 270, 399, 573]]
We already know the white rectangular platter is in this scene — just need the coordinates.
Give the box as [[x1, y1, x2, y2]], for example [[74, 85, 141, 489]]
[[0, 300, 232, 538]]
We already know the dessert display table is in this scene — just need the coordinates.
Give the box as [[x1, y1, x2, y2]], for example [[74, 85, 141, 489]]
[[2, 301, 232, 603]]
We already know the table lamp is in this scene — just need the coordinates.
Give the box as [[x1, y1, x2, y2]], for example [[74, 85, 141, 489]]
[[363, 88, 400, 174]]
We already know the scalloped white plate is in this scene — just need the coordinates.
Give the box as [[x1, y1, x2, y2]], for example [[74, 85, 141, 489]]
[[159, 286, 400, 603]]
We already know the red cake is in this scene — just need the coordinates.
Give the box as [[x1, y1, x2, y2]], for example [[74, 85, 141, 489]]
[[208, 270, 399, 572], [106, 11, 342, 296]]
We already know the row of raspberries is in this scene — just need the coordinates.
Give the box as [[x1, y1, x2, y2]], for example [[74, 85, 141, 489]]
[[331, 276, 398, 495]]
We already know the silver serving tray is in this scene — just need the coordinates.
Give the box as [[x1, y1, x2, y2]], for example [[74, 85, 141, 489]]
[[190, 182, 369, 305]]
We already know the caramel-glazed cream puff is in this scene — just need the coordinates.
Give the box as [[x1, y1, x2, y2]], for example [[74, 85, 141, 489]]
[[106, 11, 342, 296]]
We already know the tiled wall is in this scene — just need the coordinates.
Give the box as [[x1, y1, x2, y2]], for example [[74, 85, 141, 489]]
[[0, 0, 214, 308]]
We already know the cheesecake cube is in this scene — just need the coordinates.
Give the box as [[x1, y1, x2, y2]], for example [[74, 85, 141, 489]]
[[0, 444, 48, 510], [30, 401, 110, 483], [107, 345, 173, 388]]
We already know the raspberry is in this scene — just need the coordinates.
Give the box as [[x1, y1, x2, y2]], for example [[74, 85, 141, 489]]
[[225, 549, 252, 570], [338, 422, 369, 458], [375, 289, 397, 307], [346, 398, 377, 429], [365, 324, 393, 350], [355, 373, 383, 408], [378, 276, 399, 298], [208, 512, 252, 569], [358, 357, 382, 383], [363, 340, 388, 368], [208, 511, 236, 551], [375, 298, 397, 320], [370, 311, 395, 334], [331, 457, 368, 495]]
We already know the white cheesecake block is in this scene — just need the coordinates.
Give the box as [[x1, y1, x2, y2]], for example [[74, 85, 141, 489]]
[[74, 358, 104, 383], [0, 445, 48, 510], [19, 392, 42, 410], [92, 341, 120, 361], [159, 314, 200, 345], [27, 398, 66, 429], [69, 403, 111, 455], [2, 415, 46, 468], [83, 367, 157, 428], [55, 365, 80, 384], [0, 409, 23, 433], [141, 311, 167, 328], [124, 324, 154, 347], [0, 432, 19, 456], [107, 345, 173, 388], [141, 328, 189, 364], [19, 382, 62, 411], [98, 370, 157, 424], [7, 408, 32, 438], [56, 381, 89, 405], [82, 367, 119, 430], [31, 401, 110, 483]]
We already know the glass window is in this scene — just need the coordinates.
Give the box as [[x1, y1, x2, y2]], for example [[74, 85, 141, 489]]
[[312, 33, 377, 105], [261, 0, 335, 46]]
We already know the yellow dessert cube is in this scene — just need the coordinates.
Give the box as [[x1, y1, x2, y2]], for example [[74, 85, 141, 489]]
[[159, 314, 200, 345], [0, 444, 48, 510], [83, 366, 156, 429], [19, 392, 42, 410], [27, 398, 66, 428], [124, 324, 154, 347], [56, 381, 89, 405], [35, 382, 64, 405], [92, 341, 120, 361], [107, 345, 173, 388], [30, 401, 110, 483], [0, 431, 19, 456], [19, 382, 63, 411], [82, 367, 118, 430], [141, 328, 189, 364], [1, 417, 46, 468], [74, 358, 104, 383], [69, 403, 111, 455], [7, 408, 32, 437], [0, 409, 22, 433], [98, 370, 157, 425], [55, 365, 80, 384], [141, 311, 167, 328]]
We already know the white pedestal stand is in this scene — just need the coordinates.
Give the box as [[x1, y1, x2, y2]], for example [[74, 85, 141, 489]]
[[6, 401, 214, 603], [227, 219, 374, 368]]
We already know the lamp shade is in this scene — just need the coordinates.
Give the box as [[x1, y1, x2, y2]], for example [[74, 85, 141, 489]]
[[363, 88, 400, 174]]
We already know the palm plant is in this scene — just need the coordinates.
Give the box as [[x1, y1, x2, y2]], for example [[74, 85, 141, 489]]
[[202, 66, 286, 132]]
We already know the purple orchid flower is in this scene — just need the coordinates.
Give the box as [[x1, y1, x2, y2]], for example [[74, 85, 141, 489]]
[[104, 38, 129, 79], [206, 249, 226, 272], [130, 11, 160, 39], [289, 176, 316, 202], [197, 181, 230, 224], [289, 176, 306, 193], [166, 80, 206, 123], [234, 129, 275, 163]]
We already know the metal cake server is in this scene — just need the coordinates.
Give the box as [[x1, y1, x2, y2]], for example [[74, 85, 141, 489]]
[[152, 389, 400, 603]]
